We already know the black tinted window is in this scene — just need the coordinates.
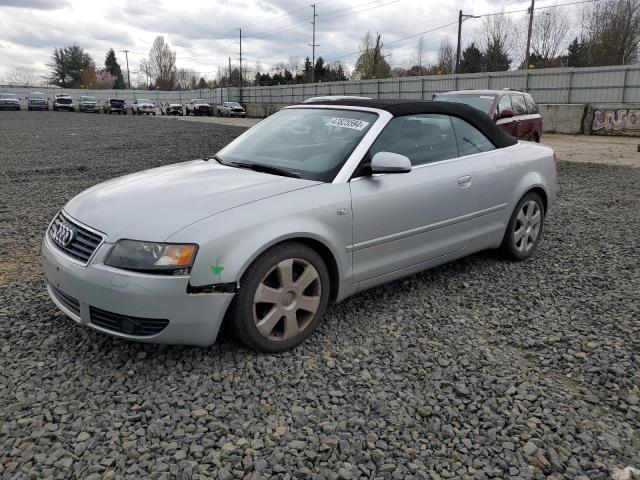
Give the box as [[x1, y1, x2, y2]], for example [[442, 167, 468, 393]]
[[524, 95, 539, 113], [370, 114, 458, 166], [451, 117, 495, 157], [510, 95, 527, 115]]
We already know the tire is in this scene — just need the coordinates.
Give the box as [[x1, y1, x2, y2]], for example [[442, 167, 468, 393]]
[[532, 133, 540, 143], [228, 242, 331, 352], [500, 191, 545, 261]]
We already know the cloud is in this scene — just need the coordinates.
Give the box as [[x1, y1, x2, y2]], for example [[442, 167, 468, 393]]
[[0, 0, 67, 9]]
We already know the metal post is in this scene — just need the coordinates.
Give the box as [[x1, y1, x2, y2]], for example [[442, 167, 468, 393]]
[[567, 69, 573, 103], [237, 28, 243, 105], [456, 10, 463, 74], [524, 0, 535, 70], [122, 50, 131, 89], [309, 4, 319, 83], [621, 67, 629, 102]]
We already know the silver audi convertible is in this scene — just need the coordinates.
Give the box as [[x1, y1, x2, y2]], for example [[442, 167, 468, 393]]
[[43, 98, 557, 352]]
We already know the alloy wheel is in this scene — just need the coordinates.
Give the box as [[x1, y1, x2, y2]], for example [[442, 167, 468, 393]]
[[253, 258, 322, 342], [514, 200, 541, 253]]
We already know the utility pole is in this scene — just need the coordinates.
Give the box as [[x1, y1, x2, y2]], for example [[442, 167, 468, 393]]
[[524, 0, 535, 70], [236, 28, 243, 105], [228, 56, 232, 102], [122, 49, 131, 89], [455, 11, 480, 73], [309, 4, 319, 82]]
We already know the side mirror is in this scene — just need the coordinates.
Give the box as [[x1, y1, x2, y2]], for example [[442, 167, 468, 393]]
[[499, 109, 514, 119], [370, 151, 412, 174]]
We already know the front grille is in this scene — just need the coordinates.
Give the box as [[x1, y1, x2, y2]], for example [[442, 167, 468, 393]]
[[49, 283, 80, 316], [48, 212, 104, 265], [90, 307, 169, 336]]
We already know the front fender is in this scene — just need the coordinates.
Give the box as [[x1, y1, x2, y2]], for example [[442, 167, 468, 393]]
[[168, 183, 354, 290]]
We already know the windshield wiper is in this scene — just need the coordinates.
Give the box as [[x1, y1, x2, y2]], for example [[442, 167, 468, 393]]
[[229, 161, 300, 178], [462, 136, 482, 153]]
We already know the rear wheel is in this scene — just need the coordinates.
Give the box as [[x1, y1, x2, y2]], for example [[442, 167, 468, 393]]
[[228, 242, 330, 352], [500, 192, 545, 261]]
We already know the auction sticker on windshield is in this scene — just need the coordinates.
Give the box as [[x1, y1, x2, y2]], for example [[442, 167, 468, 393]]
[[327, 117, 369, 131]]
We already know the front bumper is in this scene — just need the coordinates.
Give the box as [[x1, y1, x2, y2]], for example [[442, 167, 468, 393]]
[[29, 103, 48, 110], [42, 234, 234, 346], [80, 104, 98, 112]]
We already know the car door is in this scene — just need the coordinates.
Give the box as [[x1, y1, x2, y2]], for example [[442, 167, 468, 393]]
[[495, 94, 517, 137], [524, 95, 542, 141], [450, 116, 515, 246], [349, 114, 477, 284], [510, 94, 531, 140]]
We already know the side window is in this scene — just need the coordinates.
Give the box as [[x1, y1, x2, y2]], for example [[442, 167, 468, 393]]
[[369, 114, 458, 166], [497, 95, 513, 114], [451, 117, 495, 157], [524, 95, 539, 114], [510, 94, 528, 115]]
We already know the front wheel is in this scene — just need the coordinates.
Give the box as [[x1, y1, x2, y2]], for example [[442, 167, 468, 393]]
[[500, 192, 545, 261], [228, 242, 331, 352]]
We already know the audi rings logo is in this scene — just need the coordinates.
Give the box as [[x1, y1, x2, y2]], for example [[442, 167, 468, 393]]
[[51, 220, 75, 247]]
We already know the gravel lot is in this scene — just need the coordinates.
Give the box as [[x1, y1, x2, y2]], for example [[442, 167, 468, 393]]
[[1, 111, 639, 480]]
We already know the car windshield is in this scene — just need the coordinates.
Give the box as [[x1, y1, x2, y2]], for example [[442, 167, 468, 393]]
[[436, 94, 496, 114], [138, 99, 151, 103], [217, 108, 377, 182], [81, 96, 96, 102], [193, 99, 206, 103], [1, 93, 17, 99], [31, 94, 45, 99], [57, 98, 72, 104], [110, 99, 124, 104], [226, 102, 241, 107]]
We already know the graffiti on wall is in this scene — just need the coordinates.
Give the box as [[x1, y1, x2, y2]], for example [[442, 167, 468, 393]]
[[592, 108, 640, 132]]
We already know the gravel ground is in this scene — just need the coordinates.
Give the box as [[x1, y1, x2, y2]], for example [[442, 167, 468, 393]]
[[0, 111, 639, 480]]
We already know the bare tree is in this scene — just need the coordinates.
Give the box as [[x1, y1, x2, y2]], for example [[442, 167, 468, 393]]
[[148, 36, 177, 90], [514, 8, 570, 66], [176, 67, 197, 90], [477, 10, 513, 70], [437, 37, 456, 74], [7, 66, 37, 86], [353, 31, 391, 79], [288, 56, 301, 76], [581, 0, 640, 65], [94, 70, 116, 89]]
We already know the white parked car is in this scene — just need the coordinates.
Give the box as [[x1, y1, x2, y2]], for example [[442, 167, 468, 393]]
[[43, 98, 557, 352], [185, 99, 213, 116], [217, 101, 246, 117], [131, 98, 156, 115]]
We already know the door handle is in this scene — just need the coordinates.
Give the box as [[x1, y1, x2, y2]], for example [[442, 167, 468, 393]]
[[457, 175, 472, 188]]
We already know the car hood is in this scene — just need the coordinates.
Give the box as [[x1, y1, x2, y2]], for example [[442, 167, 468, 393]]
[[64, 161, 320, 242], [1, 98, 19, 103], [137, 103, 154, 107], [81, 101, 97, 105]]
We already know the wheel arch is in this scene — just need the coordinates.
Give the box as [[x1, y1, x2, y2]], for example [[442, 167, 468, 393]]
[[238, 235, 341, 304], [525, 186, 548, 213]]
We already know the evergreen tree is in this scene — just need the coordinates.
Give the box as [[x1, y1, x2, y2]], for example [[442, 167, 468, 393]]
[[483, 40, 511, 71], [197, 77, 207, 89], [314, 56, 326, 82], [567, 37, 588, 67], [48, 44, 95, 88], [105, 48, 126, 89], [458, 43, 483, 73], [303, 57, 313, 82]]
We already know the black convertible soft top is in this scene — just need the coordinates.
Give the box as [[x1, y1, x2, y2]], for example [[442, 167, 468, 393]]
[[304, 98, 518, 149]]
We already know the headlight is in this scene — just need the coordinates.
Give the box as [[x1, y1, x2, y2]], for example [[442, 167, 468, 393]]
[[105, 240, 198, 275]]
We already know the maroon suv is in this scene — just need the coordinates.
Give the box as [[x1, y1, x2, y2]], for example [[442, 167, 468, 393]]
[[435, 89, 543, 142]]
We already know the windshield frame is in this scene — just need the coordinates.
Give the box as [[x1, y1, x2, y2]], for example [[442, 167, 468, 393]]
[[81, 96, 96, 102], [217, 105, 390, 183]]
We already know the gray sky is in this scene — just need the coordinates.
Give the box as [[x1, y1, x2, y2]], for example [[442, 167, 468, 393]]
[[0, 0, 577, 83]]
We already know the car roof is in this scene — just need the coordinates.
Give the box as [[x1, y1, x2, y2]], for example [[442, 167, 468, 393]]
[[440, 89, 531, 96], [300, 98, 518, 148]]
